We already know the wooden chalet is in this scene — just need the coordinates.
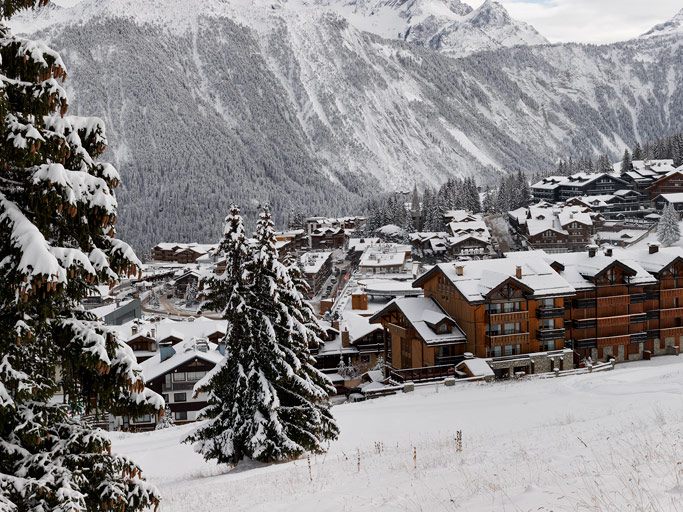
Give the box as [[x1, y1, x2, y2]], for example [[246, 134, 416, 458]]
[[646, 171, 683, 200]]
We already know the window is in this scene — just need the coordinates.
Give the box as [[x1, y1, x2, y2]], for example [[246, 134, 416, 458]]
[[502, 302, 521, 313], [172, 372, 186, 382], [173, 392, 187, 402], [504, 345, 513, 356], [503, 323, 520, 335], [437, 322, 450, 334], [492, 346, 502, 357], [185, 371, 207, 382], [540, 319, 554, 329], [133, 415, 151, 424], [162, 393, 169, 404], [174, 411, 188, 421], [542, 340, 556, 351], [360, 355, 370, 364], [488, 324, 502, 336], [541, 298, 554, 308]]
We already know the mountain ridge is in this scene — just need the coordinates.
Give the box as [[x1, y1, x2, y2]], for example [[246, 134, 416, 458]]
[[12, 1, 683, 252]]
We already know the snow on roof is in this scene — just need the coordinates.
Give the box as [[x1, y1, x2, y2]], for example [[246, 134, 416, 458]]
[[359, 278, 421, 296], [526, 219, 567, 237], [613, 189, 641, 197], [596, 229, 648, 244], [455, 358, 494, 377], [448, 220, 490, 241], [371, 297, 465, 345], [656, 192, 683, 204], [300, 251, 332, 274], [348, 237, 380, 252], [541, 250, 656, 290], [359, 244, 409, 268], [113, 316, 227, 344], [531, 176, 566, 190], [429, 252, 575, 303], [443, 210, 479, 222], [377, 224, 405, 235], [558, 209, 592, 227], [89, 299, 134, 319], [612, 245, 683, 274], [139, 338, 223, 382], [154, 242, 217, 253], [342, 313, 383, 343]]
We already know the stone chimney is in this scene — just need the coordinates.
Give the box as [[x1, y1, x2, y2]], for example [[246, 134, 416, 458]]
[[649, 242, 660, 254], [515, 265, 522, 279], [131, 324, 138, 335], [332, 319, 340, 331], [587, 245, 598, 258], [604, 247, 613, 257], [455, 265, 464, 276], [341, 327, 350, 348]]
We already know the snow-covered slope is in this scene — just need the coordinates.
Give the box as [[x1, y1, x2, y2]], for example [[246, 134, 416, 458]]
[[111, 357, 683, 511], [12, 1, 683, 251], [641, 8, 683, 39]]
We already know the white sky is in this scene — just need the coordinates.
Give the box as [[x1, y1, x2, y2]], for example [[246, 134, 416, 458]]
[[50, 0, 682, 45], [463, 0, 683, 44]]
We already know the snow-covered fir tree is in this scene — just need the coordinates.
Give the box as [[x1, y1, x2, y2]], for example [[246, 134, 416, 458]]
[[0, 3, 162, 510], [186, 207, 337, 465], [155, 404, 176, 430], [657, 204, 681, 247]]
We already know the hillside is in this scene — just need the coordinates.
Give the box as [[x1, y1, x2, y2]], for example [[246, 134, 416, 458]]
[[111, 357, 683, 511], [12, 2, 683, 251]]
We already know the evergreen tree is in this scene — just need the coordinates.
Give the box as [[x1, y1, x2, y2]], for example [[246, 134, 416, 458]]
[[155, 404, 176, 430], [0, 4, 162, 511], [632, 142, 643, 161], [657, 204, 681, 247], [620, 149, 632, 173], [187, 207, 337, 465]]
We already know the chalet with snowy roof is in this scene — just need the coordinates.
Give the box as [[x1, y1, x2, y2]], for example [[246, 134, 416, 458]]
[[358, 243, 412, 275], [300, 251, 333, 298], [411, 254, 574, 373], [653, 192, 683, 213], [409, 232, 450, 258], [151, 243, 217, 263], [509, 203, 594, 252], [532, 173, 629, 202], [316, 314, 385, 373], [169, 270, 201, 298], [369, 297, 467, 381], [537, 245, 665, 363], [443, 210, 479, 224], [645, 170, 683, 199], [130, 337, 224, 430]]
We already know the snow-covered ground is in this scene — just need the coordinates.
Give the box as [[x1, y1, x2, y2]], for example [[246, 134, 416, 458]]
[[112, 357, 683, 511]]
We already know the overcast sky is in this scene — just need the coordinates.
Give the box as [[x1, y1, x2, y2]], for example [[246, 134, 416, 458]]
[[50, 0, 682, 45], [463, 0, 682, 44]]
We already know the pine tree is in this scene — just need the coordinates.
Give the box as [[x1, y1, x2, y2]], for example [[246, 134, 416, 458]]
[[186, 207, 337, 465], [620, 149, 632, 173], [632, 142, 643, 161], [155, 404, 176, 430], [0, 5, 162, 511], [657, 204, 681, 247]]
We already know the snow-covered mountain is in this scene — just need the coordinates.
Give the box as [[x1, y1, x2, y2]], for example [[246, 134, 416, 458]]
[[641, 8, 683, 39], [12, 1, 683, 251], [316, 0, 548, 57]]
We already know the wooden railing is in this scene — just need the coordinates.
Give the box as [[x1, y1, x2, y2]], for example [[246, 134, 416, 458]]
[[388, 364, 455, 383], [486, 311, 528, 323], [485, 332, 529, 346]]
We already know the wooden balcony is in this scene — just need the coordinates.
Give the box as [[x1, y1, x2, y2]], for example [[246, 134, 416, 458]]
[[658, 307, 683, 321], [536, 307, 565, 319], [537, 328, 566, 341], [658, 326, 683, 339], [486, 310, 529, 323], [486, 332, 529, 346], [596, 335, 631, 348], [388, 364, 454, 383]]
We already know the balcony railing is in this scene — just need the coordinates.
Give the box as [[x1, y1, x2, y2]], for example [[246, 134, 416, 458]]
[[162, 382, 196, 392], [574, 318, 597, 329], [573, 338, 598, 349], [630, 332, 647, 343], [630, 313, 647, 323], [434, 355, 465, 367], [537, 328, 566, 341], [630, 293, 647, 304], [486, 332, 529, 346], [574, 299, 597, 309], [486, 310, 529, 323], [646, 310, 660, 319], [536, 307, 565, 319]]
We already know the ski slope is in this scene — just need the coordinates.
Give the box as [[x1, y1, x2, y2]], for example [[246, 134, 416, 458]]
[[111, 356, 683, 511]]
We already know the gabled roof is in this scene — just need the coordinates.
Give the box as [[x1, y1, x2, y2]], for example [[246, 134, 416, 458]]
[[540, 250, 656, 290], [647, 171, 683, 190], [139, 338, 223, 382], [415, 253, 575, 303], [369, 297, 466, 345], [612, 246, 683, 275], [655, 192, 683, 204]]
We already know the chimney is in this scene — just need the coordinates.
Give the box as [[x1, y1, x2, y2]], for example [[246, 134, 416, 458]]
[[604, 247, 613, 257], [515, 265, 522, 279], [217, 339, 226, 356], [131, 324, 138, 335], [455, 265, 464, 276], [341, 327, 350, 348], [151, 327, 156, 339], [649, 242, 660, 254], [332, 319, 340, 331], [587, 245, 598, 258], [159, 342, 175, 362]]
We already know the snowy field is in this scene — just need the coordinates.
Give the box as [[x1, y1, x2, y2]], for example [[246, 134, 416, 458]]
[[112, 357, 683, 511]]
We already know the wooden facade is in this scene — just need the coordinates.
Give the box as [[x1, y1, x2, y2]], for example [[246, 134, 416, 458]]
[[647, 171, 683, 199]]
